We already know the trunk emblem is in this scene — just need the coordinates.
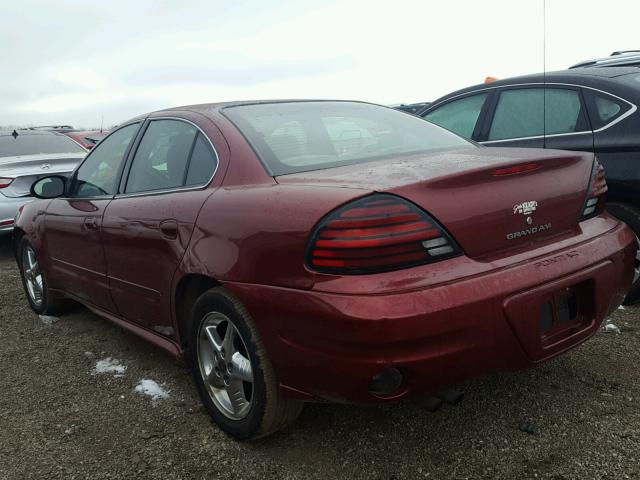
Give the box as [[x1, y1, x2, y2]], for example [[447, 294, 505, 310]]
[[40, 163, 51, 170], [526, 216, 533, 225], [513, 200, 537, 216]]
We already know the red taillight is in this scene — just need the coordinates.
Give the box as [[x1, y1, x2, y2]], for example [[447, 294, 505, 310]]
[[492, 163, 540, 176], [0, 177, 14, 188], [306, 194, 461, 274], [581, 157, 608, 220]]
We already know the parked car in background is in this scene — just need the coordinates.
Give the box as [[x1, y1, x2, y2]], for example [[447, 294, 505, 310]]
[[62, 130, 108, 150], [393, 102, 431, 114], [14, 100, 635, 439], [570, 50, 640, 69], [21, 125, 76, 133], [0, 130, 86, 232], [413, 65, 640, 303]]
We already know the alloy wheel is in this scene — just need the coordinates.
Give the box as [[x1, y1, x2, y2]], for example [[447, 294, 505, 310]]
[[22, 246, 44, 308], [197, 312, 254, 420]]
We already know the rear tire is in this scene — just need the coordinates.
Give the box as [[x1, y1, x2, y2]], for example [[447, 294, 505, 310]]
[[187, 287, 303, 439], [606, 202, 640, 305], [17, 238, 70, 315]]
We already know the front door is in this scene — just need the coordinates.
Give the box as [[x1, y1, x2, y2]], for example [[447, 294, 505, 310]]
[[101, 118, 220, 334], [44, 123, 140, 311]]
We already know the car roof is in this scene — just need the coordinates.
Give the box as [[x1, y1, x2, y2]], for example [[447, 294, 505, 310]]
[[155, 99, 379, 116], [570, 51, 640, 68], [425, 67, 640, 109]]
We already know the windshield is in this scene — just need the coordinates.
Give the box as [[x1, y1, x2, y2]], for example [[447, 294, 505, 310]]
[[0, 133, 86, 158], [223, 101, 474, 175]]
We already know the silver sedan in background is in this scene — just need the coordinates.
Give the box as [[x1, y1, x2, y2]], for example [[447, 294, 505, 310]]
[[0, 130, 87, 232]]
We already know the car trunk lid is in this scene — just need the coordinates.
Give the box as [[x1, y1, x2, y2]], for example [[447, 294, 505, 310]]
[[0, 153, 85, 197], [276, 147, 594, 259]]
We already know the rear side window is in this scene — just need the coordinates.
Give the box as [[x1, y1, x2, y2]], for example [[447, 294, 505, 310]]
[[125, 120, 197, 194], [423, 94, 488, 139], [489, 88, 586, 141], [72, 123, 139, 197], [185, 133, 218, 186], [583, 89, 630, 130]]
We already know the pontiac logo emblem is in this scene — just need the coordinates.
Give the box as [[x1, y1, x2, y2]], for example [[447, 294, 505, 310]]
[[513, 200, 537, 215], [40, 163, 51, 170]]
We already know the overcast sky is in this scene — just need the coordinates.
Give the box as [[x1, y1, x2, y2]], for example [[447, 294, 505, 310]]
[[2, 0, 639, 128]]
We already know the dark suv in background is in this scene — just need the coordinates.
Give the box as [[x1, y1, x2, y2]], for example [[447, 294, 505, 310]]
[[408, 63, 640, 303]]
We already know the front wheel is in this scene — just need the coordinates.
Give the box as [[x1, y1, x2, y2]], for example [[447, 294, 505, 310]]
[[18, 238, 68, 315], [188, 287, 303, 439], [606, 202, 640, 305]]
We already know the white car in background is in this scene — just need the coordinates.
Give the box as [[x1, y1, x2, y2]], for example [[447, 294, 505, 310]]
[[0, 130, 86, 232]]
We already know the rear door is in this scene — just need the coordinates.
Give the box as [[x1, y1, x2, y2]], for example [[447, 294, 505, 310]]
[[101, 117, 222, 335], [480, 86, 594, 151], [44, 123, 140, 311]]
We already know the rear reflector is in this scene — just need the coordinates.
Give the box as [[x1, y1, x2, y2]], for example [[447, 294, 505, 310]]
[[0, 219, 14, 227], [581, 158, 607, 220], [0, 177, 14, 188], [307, 194, 462, 274]]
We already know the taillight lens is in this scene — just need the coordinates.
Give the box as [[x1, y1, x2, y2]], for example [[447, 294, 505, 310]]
[[306, 194, 462, 274], [581, 157, 607, 220], [0, 177, 14, 188]]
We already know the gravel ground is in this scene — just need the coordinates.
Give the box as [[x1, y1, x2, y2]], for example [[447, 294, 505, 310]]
[[1, 235, 639, 479]]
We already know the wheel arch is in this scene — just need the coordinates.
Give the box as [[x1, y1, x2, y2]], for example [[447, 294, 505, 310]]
[[174, 273, 222, 348], [12, 227, 26, 262]]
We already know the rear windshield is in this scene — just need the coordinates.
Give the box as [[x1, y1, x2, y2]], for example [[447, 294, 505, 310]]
[[223, 101, 474, 175], [0, 133, 86, 158]]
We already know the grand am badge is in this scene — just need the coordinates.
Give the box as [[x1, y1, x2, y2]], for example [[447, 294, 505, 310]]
[[513, 200, 537, 215], [506, 223, 551, 240]]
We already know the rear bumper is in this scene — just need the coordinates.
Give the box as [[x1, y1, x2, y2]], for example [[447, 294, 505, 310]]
[[0, 195, 32, 233], [225, 215, 636, 403]]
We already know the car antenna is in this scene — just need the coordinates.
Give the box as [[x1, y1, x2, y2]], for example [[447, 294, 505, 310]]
[[11, 129, 18, 139], [543, 0, 546, 148]]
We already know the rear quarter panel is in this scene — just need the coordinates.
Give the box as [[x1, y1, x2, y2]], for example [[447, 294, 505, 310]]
[[180, 184, 368, 290]]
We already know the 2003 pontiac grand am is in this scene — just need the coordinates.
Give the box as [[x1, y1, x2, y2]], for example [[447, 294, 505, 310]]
[[13, 100, 636, 439]]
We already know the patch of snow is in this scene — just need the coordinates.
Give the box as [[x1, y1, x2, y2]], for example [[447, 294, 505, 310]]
[[603, 323, 621, 334], [134, 379, 170, 401], [37, 315, 59, 325], [92, 357, 127, 376], [64, 425, 78, 435]]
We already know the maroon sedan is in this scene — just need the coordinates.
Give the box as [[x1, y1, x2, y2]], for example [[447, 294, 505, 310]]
[[14, 100, 636, 439], [62, 130, 108, 150]]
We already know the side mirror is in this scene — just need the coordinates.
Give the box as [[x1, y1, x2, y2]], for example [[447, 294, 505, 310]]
[[30, 175, 67, 199]]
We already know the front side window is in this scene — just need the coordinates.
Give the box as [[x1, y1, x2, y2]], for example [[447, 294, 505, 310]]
[[125, 120, 197, 194], [489, 88, 585, 141], [424, 94, 488, 139], [72, 123, 139, 197], [223, 101, 473, 175]]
